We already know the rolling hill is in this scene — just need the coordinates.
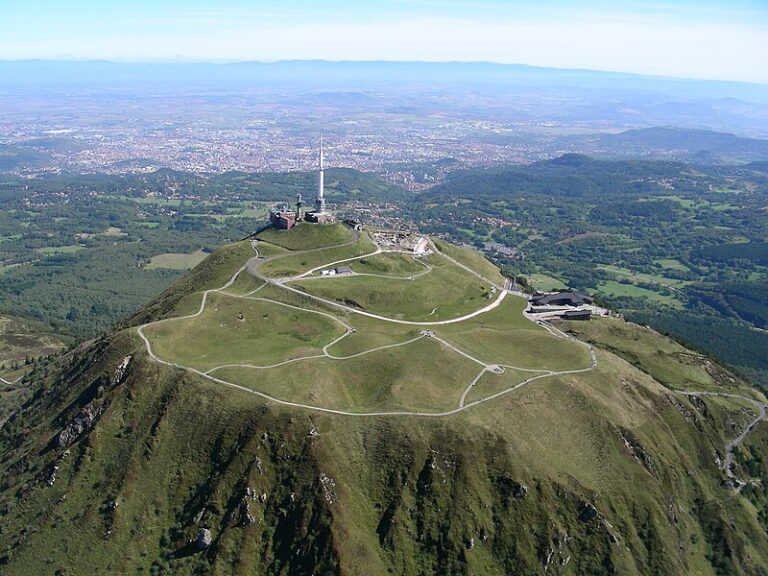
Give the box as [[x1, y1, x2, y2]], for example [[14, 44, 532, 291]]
[[1, 224, 767, 575]]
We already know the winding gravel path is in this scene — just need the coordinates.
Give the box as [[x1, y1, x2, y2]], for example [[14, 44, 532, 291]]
[[136, 233, 592, 417]]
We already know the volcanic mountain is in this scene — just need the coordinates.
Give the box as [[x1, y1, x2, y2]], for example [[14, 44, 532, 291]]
[[1, 223, 767, 575]]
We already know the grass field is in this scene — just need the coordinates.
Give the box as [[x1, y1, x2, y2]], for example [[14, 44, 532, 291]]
[[34, 244, 85, 255], [462, 367, 546, 405], [597, 264, 690, 289], [145, 249, 210, 270], [256, 222, 353, 250], [258, 234, 376, 278], [102, 226, 127, 236], [437, 297, 591, 370], [654, 258, 691, 273], [215, 336, 481, 412], [144, 292, 344, 371], [291, 252, 497, 321], [433, 239, 506, 285], [561, 316, 759, 398], [348, 252, 427, 277], [143, 235, 602, 412], [528, 273, 568, 291], [597, 280, 682, 308]]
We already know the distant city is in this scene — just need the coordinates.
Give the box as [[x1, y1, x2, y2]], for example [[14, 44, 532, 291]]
[[2, 61, 767, 189]]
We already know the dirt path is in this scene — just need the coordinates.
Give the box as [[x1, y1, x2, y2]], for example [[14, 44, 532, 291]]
[[136, 233, 594, 417]]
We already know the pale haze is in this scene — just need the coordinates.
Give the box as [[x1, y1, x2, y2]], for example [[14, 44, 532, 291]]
[[2, 0, 767, 83]]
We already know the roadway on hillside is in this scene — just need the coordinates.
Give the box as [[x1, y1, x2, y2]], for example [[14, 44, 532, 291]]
[[135, 230, 767, 490]]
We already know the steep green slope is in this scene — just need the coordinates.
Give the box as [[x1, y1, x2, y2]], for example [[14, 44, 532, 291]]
[[1, 235, 767, 575]]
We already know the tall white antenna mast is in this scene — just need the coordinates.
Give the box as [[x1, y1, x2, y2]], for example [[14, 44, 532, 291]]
[[316, 136, 326, 213]]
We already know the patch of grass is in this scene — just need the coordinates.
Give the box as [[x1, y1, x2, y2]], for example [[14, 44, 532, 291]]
[[126, 241, 255, 325], [327, 315, 420, 358], [145, 249, 210, 270], [34, 244, 85, 255], [463, 367, 546, 405], [528, 273, 568, 291], [597, 264, 690, 289], [102, 226, 127, 236], [256, 222, 353, 250], [597, 280, 682, 308], [349, 252, 427, 277], [144, 292, 344, 371], [561, 316, 758, 397], [215, 337, 481, 412], [655, 259, 690, 273], [253, 242, 289, 257], [433, 239, 506, 285], [437, 297, 591, 370], [258, 234, 376, 278], [290, 253, 498, 321]]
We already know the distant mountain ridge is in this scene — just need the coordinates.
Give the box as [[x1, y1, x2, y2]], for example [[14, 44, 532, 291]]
[[1, 59, 766, 101], [570, 127, 768, 164]]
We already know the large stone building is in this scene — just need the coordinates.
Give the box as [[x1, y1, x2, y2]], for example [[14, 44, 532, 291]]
[[269, 210, 297, 230]]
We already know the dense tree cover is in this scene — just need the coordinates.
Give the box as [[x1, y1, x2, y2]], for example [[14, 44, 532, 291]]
[[695, 241, 768, 266], [0, 170, 403, 338]]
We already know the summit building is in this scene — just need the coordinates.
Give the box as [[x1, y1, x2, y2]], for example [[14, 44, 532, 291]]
[[269, 138, 335, 229]]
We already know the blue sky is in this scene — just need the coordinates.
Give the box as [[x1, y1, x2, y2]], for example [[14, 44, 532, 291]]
[[2, 0, 767, 83]]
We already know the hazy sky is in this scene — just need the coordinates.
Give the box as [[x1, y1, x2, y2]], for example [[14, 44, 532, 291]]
[[2, 0, 767, 83]]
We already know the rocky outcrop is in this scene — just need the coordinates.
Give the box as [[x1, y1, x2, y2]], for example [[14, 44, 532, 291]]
[[56, 402, 105, 448], [196, 528, 212, 550], [579, 503, 599, 523], [55, 356, 132, 449]]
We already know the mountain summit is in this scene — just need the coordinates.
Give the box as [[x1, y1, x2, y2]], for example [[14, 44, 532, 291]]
[[1, 224, 767, 575]]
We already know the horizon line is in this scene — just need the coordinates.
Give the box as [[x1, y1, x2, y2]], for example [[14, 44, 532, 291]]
[[2, 58, 767, 87]]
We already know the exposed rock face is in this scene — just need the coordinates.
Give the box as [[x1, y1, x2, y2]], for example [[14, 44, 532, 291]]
[[689, 395, 708, 416], [56, 403, 105, 448], [617, 427, 659, 479], [55, 356, 132, 449], [579, 503, 599, 523], [239, 487, 258, 526], [196, 528, 212, 550], [111, 356, 132, 386], [513, 483, 528, 499]]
